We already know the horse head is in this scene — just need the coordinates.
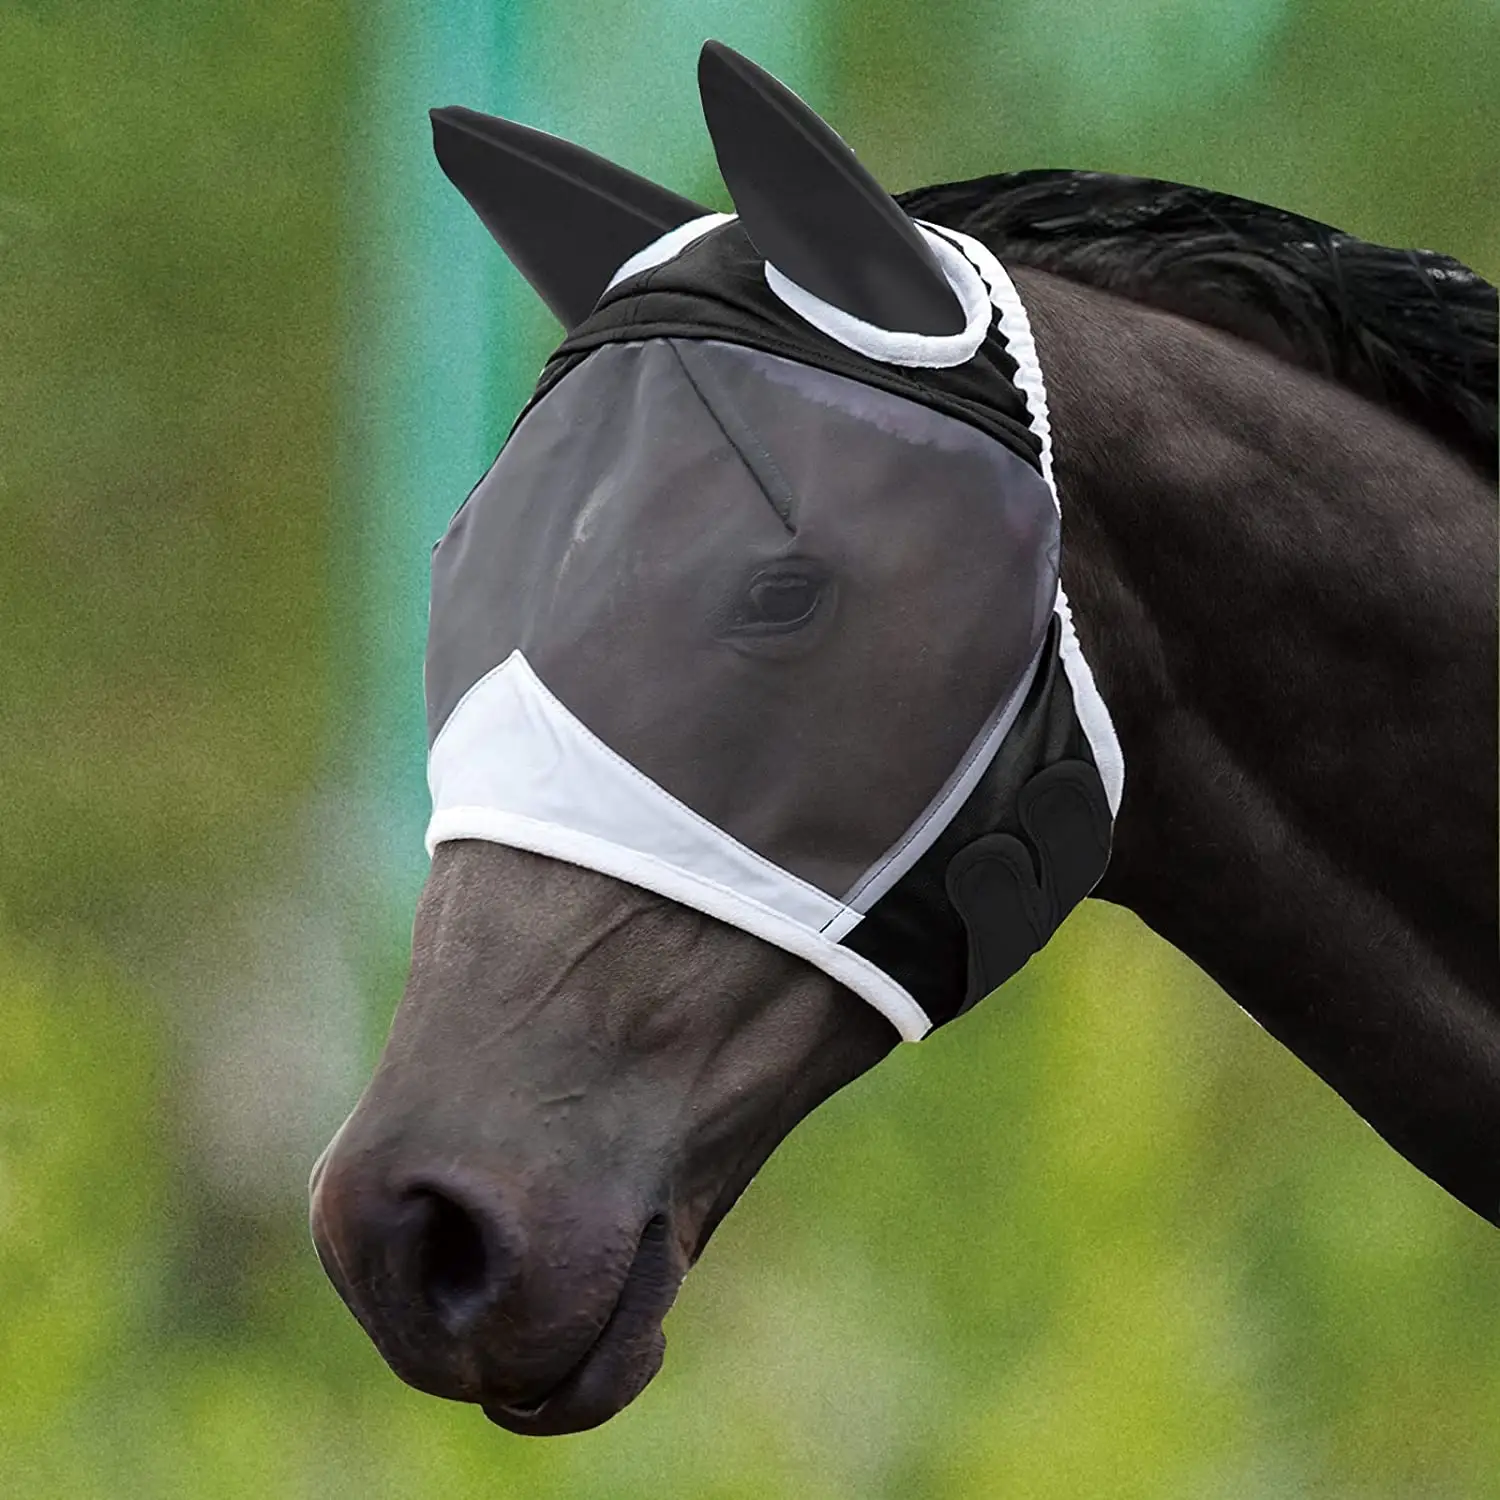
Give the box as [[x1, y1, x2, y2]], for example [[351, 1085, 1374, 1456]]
[[308, 38, 1499, 1436], [309, 41, 1118, 1434]]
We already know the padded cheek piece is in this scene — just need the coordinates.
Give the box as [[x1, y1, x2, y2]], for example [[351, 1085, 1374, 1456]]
[[945, 760, 1113, 1012]]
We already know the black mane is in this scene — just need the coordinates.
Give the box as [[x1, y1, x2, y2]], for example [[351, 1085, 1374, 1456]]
[[900, 171, 1498, 479]]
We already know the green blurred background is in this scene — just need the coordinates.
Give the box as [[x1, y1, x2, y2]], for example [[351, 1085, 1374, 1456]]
[[3, 1, 1498, 1495]]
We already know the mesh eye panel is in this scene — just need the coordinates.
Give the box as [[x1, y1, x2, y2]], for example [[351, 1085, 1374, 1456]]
[[427, 336, 1059, 905]]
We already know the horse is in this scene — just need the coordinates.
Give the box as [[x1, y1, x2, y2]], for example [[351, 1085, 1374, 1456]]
[[309, 42, 1498, 1436]]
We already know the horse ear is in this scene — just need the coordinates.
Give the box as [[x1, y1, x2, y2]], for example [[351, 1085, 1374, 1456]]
[[430, 106, 711, 328], [697, 41, 965, 337]]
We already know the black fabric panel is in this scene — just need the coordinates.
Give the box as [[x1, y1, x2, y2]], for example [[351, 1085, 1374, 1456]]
[[843, 618, 1112, 1028], [519, 220, 1043, 469]]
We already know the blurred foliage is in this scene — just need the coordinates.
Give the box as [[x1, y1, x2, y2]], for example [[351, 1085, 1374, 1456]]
[[0, 1, 346, 948], [1, 0, 1497, 1497]]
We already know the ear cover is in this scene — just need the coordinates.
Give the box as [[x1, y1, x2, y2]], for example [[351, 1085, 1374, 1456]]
[[696, 40, 966, 337], [430, 105, 710, 328], [945, 761, 1113, 1011]]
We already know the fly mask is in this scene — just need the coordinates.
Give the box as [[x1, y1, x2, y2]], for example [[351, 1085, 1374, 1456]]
[[424, 43, 1124, 1041]]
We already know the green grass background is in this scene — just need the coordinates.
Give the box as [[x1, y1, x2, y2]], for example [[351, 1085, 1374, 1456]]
[[2, 1, 1497, 1495]]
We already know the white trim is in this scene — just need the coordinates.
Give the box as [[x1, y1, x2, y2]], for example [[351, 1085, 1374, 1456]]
[[428, 650, 853, 933], [425, 651, 934, 1041], [762, 226, 992, 369], [604, 212, 737, 294], [427, 805, 931, 1043], [928, 222, 1126, 819], [1053, 582, 1126, 818], [922, 223, 1058, 509]]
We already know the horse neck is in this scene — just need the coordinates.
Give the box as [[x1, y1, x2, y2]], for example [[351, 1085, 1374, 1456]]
[[1015, 267, 1500, 1223]]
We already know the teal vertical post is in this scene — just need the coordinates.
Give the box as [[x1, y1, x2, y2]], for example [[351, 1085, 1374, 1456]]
[[345, 1, 825, 932], [342, 0, 519, 926]]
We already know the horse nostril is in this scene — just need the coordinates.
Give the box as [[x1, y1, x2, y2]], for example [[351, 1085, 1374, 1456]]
[[406, 1185, 507, 1333]]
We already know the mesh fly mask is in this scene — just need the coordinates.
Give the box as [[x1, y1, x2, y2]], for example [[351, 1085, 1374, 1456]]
[[423, 44, 1124, 1040], [425, 210, 1122, 1041]]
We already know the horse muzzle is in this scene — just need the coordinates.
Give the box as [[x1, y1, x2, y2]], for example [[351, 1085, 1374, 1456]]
[[308, 1140, 686, 1435]]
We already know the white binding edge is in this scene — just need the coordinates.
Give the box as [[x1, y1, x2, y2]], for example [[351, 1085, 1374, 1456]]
[[927, 222, 1126, 818], [763, 226, 993, 369], [604, 212, 738, 294], [426, 650, 931, 1041], [428, 806, 931, 1043], [428, 650, 847, 935]]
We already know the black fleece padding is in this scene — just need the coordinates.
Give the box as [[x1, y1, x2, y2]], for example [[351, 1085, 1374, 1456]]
[[946, 761, 1113, 1014]]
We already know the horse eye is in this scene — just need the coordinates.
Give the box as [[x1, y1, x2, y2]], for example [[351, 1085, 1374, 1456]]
[[734, 568, 826, 634]]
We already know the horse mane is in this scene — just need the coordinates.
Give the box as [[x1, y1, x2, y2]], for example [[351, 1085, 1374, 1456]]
[[898, 171, 1498, 479]]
